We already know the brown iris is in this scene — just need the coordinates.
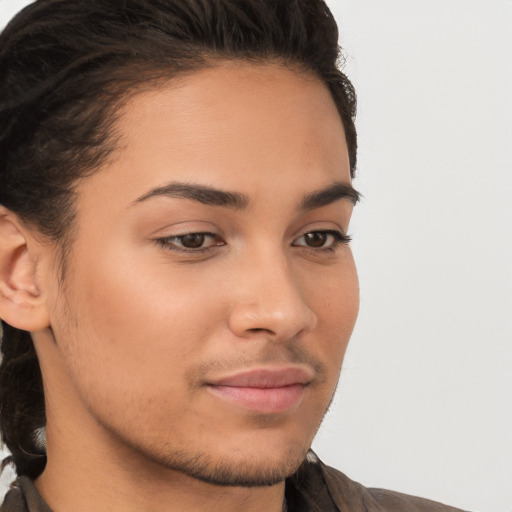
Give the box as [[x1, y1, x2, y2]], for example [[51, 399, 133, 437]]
[[180, 233, 207, 248], [304, 232, 328, 247]]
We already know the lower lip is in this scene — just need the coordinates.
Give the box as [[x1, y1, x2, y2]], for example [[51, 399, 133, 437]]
[[207, 384, 306, 414]]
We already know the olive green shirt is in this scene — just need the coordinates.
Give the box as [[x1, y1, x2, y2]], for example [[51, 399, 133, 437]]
[[1, 453, 466, 512]]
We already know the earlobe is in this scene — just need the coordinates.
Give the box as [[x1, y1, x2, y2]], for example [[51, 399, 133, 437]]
[[0, 208, 50, 331]]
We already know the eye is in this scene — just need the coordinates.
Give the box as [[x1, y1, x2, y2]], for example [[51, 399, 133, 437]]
[[155, 232, 225, 253], [292, 230, 351, 250]]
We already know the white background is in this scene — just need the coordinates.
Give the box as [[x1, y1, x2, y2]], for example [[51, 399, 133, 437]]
[[1, 1, 511, 511]]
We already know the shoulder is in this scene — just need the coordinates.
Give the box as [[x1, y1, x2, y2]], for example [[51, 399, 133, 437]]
[[1, 483, 28, 512], [1, 478, 51, 512], [287, 452, 468, 512], [322, 463, 466, 512]]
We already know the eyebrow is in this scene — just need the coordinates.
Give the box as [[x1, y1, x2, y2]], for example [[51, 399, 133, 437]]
[[299, 181, 361, 209], [133, 182, 249, 210], [133, 181, 360, 210]]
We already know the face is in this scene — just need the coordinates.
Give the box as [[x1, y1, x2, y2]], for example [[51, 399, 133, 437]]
[[39, 62, 359, 486]]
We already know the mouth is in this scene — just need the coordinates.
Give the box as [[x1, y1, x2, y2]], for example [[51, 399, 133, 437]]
[[206, 367, 313, 414]]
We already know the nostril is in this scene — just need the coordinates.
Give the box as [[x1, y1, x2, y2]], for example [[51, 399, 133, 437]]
[[247, 327, 274, 334], [228, 294, 317, 341]]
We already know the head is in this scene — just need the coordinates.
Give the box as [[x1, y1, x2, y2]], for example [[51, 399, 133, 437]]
[[0, 0, 358, 486]]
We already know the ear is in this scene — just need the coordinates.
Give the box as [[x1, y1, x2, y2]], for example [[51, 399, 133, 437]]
[[0, 207, 50, 331]]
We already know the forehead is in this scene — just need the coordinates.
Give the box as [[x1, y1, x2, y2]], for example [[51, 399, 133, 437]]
[[76, 62, 350, 207]]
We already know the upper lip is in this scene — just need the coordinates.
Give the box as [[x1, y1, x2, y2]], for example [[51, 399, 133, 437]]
[[208, 366, 314, 388]]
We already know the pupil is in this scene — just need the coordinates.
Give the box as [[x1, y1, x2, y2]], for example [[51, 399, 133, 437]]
[[305, 232, 327, 247], [182, 234, 205, 248]]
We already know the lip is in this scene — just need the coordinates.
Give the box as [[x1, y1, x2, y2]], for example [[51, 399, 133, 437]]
[[206, 367, 313, 414]]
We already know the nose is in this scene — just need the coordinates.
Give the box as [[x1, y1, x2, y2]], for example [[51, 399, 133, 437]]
[[227, 252, 317, 342]]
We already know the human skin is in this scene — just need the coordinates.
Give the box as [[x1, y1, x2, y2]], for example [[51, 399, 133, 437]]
[[5, 62, 359, 512]]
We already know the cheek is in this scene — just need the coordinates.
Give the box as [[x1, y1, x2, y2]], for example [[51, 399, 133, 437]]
[[60, 245, 226, 395], [307, 251, 359, 324], [308, 256, 359, 369]]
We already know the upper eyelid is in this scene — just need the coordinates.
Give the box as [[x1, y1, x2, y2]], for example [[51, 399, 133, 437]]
[[162, 231, 218, 239], [157, 228, 346, 240], [154, 232, 223, 249], [293, 227, 349, 239], [161, 232, 222, 243]]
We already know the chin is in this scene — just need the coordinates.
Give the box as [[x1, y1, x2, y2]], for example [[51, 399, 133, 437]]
[[164, 446, 309, 487], [142, 435, 311, 487]]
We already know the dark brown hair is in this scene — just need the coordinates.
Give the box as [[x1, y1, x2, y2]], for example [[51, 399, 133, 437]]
[[0, 0, 357, 480]]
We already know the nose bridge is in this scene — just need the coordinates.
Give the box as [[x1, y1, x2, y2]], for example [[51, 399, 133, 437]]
[[228, 244, 317, 340]]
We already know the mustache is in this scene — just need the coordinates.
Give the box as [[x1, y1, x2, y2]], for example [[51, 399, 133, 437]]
[[187, 342, 328, 387]]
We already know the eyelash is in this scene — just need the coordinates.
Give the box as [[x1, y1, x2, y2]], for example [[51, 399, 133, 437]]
[[154, 230, 351, 254], [155, 232, 224, 254]]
